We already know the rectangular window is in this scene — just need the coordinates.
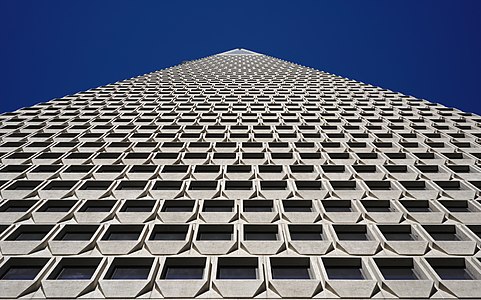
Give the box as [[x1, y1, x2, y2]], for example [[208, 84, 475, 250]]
[[202, 200, 234, 212], [80, 200, 116, 212], [150, 225, 188, 241], [7, 225, 53, 241], [218, 266, 257, 279], [161, 258, 205, 280], [0, 258, 49, 280], [161, 200, 194, 212], [379, 267, 419, 280], [283, 200, 312, 212], [105, 258, 153, 280], [289, 225, 323, 241], [244, 225, 278, 241], [102, 225, 143, 241], [53, 267, 97, 280], [243, 200, 273, 212], [323, 200, 352, 212], [197, 225, 233, 241], [59, 232, 95, 241], [334, 225, 370, 241], [0, 266, 43, 280], [110, 266, 151, 280], [271, 258, 311, 280]]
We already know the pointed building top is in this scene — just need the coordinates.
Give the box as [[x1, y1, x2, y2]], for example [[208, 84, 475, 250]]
[[218, 48, 261, 55]]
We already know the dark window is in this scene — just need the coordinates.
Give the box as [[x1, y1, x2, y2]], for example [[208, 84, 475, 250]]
[[424, 225, 462, 241], [202, 200, 233, 212], [42, 181, 76, 190], [323, 200, 352, 212], [64, 165, 94, 173], [54, 225, 98, 241], [330, 181, 356, 190], [326, 267, 365, 280], [105, 258, 153, 280], [109, 266, 150, 280], [290, 165, 314, 173], [384, 165, 408, 173], [195, 165, 221, 173], [197, 225, 233, 241], [79, 200, 116, 212], [400, 200, 432, 212], [96, 165, 125, 173], [0, 266, 43, 280], [429, 232, 461, 241], [289, 225, 323, 241], [217, 258, 258, 280], [161, 165, 189, 174], [467, 225, 481, 238], [0, 258, 49, 280], [226, 165, 251, 173], [161, 258, 205, 280], [243, 200, 273, 212], [439, 200, 473, 213], [6, 180, 42, 190], [362, 200, 393, 212], [116, 181, 147, 190], [335, 225, 369, 241], [188, 181, 217, 190], [353, 165, 376, 173], [7, 225, 53, 241], [244, 225, 278, 241], [120, 200, 155, 212], [80, 181, 112, 190], [150, 225, 188, 241], [282, 200, 312, 212], [433, 267, 474, 280], [295, 181, 322, 190], [260, 180, 286, 190], [129, 165, 156, 173], [400, 181, 427, 190], [51, 266, 97, 280], [383, 232, 416, 241], [365, 181, 391, 190], [0, 200, 36, 212], [163, 267, 204, 280], [161, 200, 194, 212], [32, 165, 62, 173], [379, 267, 419, 280], [102, 225, 143, 241], [225, 181, 252, 190], [427, 258, 476, 280], [59, 232, 95, 241], [153, 180, 183, 190], [321, 165, 345, 173], [271, 258, 311, 279], [38, 200, 76, 212]]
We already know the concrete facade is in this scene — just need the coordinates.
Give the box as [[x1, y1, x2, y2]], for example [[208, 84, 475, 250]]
[[0, 49, 481, 298]]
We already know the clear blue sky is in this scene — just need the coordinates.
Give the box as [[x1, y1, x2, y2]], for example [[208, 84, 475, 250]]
[[1, 0, 480, 114]]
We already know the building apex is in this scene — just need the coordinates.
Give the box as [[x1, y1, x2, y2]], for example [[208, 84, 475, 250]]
[[218, 48, 261, 55]]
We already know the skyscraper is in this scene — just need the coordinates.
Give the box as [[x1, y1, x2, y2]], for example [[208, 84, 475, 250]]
[[0, 48, 481, 299]]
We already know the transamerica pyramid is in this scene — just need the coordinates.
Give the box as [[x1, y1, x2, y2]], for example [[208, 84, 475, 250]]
[[0, 49, 481, 299]]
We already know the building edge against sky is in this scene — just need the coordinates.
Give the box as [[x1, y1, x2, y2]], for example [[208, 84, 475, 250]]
[[0, 49, 480, 298]]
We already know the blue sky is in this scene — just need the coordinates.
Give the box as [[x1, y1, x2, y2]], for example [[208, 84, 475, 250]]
[[1, 0, 481, 114]]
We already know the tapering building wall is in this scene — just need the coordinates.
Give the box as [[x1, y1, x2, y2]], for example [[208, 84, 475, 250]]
[[0, 49, 481, 299]]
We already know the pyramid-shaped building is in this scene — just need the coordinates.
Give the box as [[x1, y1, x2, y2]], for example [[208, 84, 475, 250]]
[[1, 49, 481, 299]]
